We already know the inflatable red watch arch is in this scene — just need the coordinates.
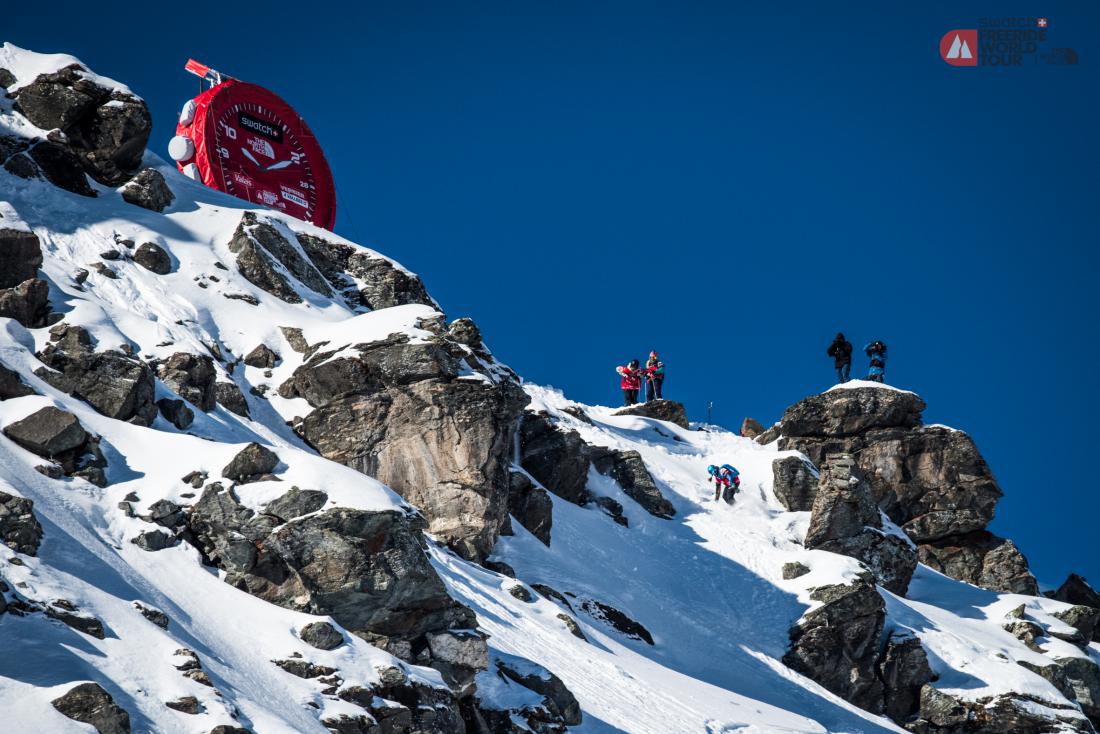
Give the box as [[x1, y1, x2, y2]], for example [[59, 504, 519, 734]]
[[170, 60, 337, 230]]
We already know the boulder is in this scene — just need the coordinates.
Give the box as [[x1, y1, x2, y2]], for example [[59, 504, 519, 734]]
[[612, 399, 690, 429], [1056, 656, 1100, 724], [156, 398, 193, 430], [879, 632, 935, 722], [578, 598, 654, 645], [589, 447, 675, 519], [740, 417, 766, 438], [0, 491, 44, 555], [131, 529, 175, 551], [51, 682, 131, 733], [496, 655, 582, 726], [132, 242, 171, 274], [133, 602, 170, 629], [0, 277, 50, 327], [297, 232, 434, 310], [3, 406, 87, 457], [1052, 574, 1100, 610], [917, 531, 1039, 596], [287, 333, 528, 561], [0, 228, 43, 288], [227, 213, 332, 303], [507, 470, 552, 545], [299, 620, 344, 650], [0, 363, 36, 400], [783, 578, 886, 713], [780, 387, 925, 439], [120, 168, 174, 212], [221, 442, 279, 482], [518, 413, 591, 506], [13, 64, 151, 186], [156, 352, 216, 412], [243, 344, 279, 368], [772, 455, 818, 512], [1051, 606, 1100, 646], [214, 381, 250, 417], [36, 349, 157, 425], [263, 487, 328, 522], [782, 562, 810, 580], [804, 455, 916, 595], [911, 685, 1093, 734]]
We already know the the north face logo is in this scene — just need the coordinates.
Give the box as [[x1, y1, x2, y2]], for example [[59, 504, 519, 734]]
[[940, 29, 979, 66]]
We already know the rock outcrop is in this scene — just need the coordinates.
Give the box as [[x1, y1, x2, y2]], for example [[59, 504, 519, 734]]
[[2, 405, 107, 485], [51, 682, 131, 734], [227, 213, 332, 304], [120, 168, 174, 212], [772, 455, 818, 512], [777, 387, 1037, 595], [296, 232, 435, 311], [282, 324, 528, 561], [155, 352, 217, 412], [907, 685, 1093, 734], [803, 455, 916, 595], [507, 470, 553, 545], [879, 632, 936, 723], [612, 399, 689, 429], [0, 228, 50, 328], [0, 362, 36, 400], [0, 491, 43, 555]]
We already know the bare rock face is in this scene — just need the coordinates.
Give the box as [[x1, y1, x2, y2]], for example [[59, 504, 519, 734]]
[[0, 491, 44, 555], [494, 654, 583, 727], [0, 228, 43, 288], [917, 531, 1039, 596], [910, 685, 1093, 734], [740, 416, 766, 438], [155, 352, 216, 412], [588, 447, 675, 519], [227, 213, 333, 304], [804, 455, 916, 595], [507, 470, 552, 545], [0, 277, 50, 327], [120, 168, 174, 212], [782, 577, 886, 713], [879, 632, 935, 723], [771, 455, 818, 512], [51, 682, 131, 734], [1056, 656, 1100, 725], [519, 413, 591, 506], [777, 387, 1036, 595], [283, 327, 528, 561], [12, 64, 152, 188], [612, 399, 689, 429], [296, 232, 435, 311], [0, 363, 36, 400], [214, 381, 250, 417]]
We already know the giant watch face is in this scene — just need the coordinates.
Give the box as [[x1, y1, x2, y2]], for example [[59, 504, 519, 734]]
[[174, 80, 337, 230]]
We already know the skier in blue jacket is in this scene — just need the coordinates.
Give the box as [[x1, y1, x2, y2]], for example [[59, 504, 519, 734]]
[[864, 340, 887, 382], [707, 464, 740, 503]]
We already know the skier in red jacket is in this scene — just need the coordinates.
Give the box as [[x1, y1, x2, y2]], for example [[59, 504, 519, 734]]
[[616, 360, 643, 405]]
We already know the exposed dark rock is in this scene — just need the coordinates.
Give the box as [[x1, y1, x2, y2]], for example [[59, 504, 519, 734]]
[[0, 277, 50, 327], [146, 499, 185, 529], [264, 488, 328, 522], [132, 242, 171, 274], [804, 454, 916, 595], [25, 140, 95, 196], [509, 585, 534, 602], [910, 685, 1092, 734], [287, 332, 528, 561], [13, 64, 151, 186], [772, 455, 818, 512], [0, 491, 43, 555], [165, 696, 202, 714], [756, 424, 782, 445], [783, 577, 885, 713], [133, 601, 170, 629], [483, 559, 516, 578], [156, 397, 193, 429], [0, 363, 36, 400], [496, 655, 582, 726], [335, 676, 463, 733], [51, 682, 131, 734], [214, 381, 250, 417], [131, 529, 175, 551], [507, 470, 552, 545], [120, 168, 174, 212], [227, 213, 332, 304], [297, 232, 435, 310], [589, 447, 675, 519], [0, 228, 43, 288], [3, 406, 87, 457], [208, 727, 251, 734], [36, 346, 157, 425], [1003, 619, 1044, 651], [592, 495, 628, 526], [1051, 606, 1100, 647], [557, 613, 586, 640], [156, 352, 216, 412], [578, 598, 653, 645], [740, 417, 766, 438], [243, 344, 279, 368], [221, 442, 279, 482], [1055, 656, 1100, 724], [781, 387, 925, 439], [280, 326, 309, 353], [519, 413, 591, 506], [879, 632, 935, 722], [612, 399, 689, 429], [782, 562, 810, 580], [917, 531, 1039, 596], [274, 658, 338, 678], [300, 620, 344, 650], [46, 603, 105, 638], [1052, 574, 1100, 612]]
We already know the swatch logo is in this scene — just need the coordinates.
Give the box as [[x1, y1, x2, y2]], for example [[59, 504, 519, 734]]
[[940, 30, 978, 66]]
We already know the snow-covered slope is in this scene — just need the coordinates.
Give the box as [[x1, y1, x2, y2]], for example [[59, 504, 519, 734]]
[[1, 43, 1098, 734]]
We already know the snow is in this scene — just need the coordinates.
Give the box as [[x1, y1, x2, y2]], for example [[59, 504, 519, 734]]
[[1, 41, 1094, 734], [0, 42, 137, 97], [825, 380, 913, 394]]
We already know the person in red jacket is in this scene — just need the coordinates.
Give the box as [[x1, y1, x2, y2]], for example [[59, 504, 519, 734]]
[[616, 359, 643, 405]]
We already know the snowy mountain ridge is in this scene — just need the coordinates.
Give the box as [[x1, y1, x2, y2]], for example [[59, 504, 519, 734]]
[[1, 43, 1099, 734]]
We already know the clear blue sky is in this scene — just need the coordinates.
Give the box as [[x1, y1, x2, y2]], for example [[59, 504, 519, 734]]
[[7, 1, 1098, 586]]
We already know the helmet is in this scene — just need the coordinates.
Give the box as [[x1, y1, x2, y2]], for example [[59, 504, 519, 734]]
[[650, 351, 658, 358], [707, 464, 717, 474], [629, 359, 639, 368]]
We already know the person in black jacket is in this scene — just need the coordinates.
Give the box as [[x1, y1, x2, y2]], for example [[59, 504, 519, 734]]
[[827, 332, 853, 383]]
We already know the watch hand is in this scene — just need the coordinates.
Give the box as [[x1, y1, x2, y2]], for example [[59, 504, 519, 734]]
[[265, 160, 294, 171], [241, 148, 260, 167]]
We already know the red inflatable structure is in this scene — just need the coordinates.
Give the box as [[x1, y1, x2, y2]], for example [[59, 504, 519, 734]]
[[170, 60, 337, 230]]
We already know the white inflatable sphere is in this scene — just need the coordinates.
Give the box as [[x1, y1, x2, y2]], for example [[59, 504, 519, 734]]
[[168, 135, 195, 162], [179, 99, 197, 126]]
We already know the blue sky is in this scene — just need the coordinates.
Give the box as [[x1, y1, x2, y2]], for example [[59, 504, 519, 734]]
[[6, 1, 1098, 585]]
